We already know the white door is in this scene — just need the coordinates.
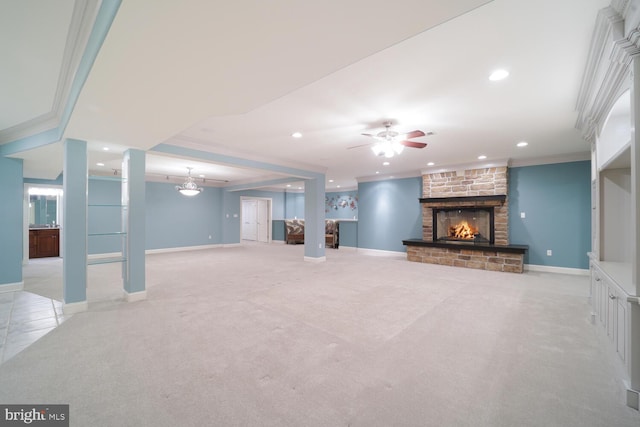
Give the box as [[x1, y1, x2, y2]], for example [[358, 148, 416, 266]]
[[256, 199, 269, 243], [242, 199, 257, 241]]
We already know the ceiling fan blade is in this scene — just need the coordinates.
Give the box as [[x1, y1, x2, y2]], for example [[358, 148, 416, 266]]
[[403, 130, 426, 139], [347, 142, 373, 150], [400, 140, 427, 149], [361, 133, 376, 137]]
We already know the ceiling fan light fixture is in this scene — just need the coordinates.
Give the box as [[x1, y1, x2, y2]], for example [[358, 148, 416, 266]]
[[392, 141, 404, 155], [176, 167, 203, 196], [371, 143, 385, 156], [489, 69, 509, 81]]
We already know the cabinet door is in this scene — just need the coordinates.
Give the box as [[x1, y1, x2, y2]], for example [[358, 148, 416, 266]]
[[607, 286, 616, 343], [37, 230, 59, 257], [599, 278, 608, 327], [29, 231, 37, 258]]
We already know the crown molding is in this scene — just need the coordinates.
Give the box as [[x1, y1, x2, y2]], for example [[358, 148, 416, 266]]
[[508, 152, 590, 168], [419, 159, 509, 175], [574, 1, 640, 144], [0, 0, 100, 145], [356, 169, 421, 184]]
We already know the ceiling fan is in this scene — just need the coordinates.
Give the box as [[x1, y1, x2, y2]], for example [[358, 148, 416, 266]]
[[349, 121, 432, 158]]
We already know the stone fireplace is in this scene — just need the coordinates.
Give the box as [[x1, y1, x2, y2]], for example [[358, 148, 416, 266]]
[[403, 166, 527, 273]]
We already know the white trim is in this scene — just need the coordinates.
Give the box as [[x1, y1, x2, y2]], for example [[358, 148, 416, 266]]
[[145, 244, 223, 255], [420, 159, 509, 175], [63, 300, 88, 314], [0, 281, 24, 293], [88, 252, 122, 259], [625, 381, 639, 410], [356, 248, 406, 259], [271, 240, 285, 244], [524, 264, 589, 276], [304, 255, 326, 263], [337, 245, 358, 252], [357, 170, 421, 183], [509, 152, 591, 168], [124, 290, 147, 303], [241, 196, 272, 243], [0, 0, 100, 143], [326, 185, 358, 192]]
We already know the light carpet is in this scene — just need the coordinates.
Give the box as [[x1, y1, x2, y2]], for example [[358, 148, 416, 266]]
[[1, 243, 639, 426]]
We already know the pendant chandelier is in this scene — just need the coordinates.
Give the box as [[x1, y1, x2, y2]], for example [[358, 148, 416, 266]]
[[176, 167, 202, 196]]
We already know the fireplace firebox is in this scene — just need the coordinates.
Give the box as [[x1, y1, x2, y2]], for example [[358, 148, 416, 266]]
[[434, 207, 494, 244]]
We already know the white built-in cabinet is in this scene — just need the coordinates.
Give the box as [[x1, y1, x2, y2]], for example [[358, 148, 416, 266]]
[[590, 262, 630, 367], [578, 1, 640, 411]]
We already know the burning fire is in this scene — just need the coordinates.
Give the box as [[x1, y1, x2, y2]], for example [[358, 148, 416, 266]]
[[449, 220, 478, 240]]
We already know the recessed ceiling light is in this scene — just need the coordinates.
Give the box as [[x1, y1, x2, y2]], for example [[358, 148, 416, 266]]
[[427, 162, 435, 166], [489, 69, 509, 81], [375, 171, 380, 174], [102, 147, 109, 151], [337, 185, 341, 188], [517, 141, 528, 147], [298, 186, 302, 190], [286, 184, 291, 187], [478, 155, 487, 160], [383, 161, 390, 166], [199, 174, 205, 178], [96, 162, 105, 167], [291, 132, 302, 138], [329, 179, 334, 183]]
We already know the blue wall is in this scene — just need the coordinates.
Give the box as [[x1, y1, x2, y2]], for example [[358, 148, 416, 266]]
[[222, 190, 241, 245], [0, 157, 24, 286], [12, 161, 591, 269], [509, 161, 591, 269], [338, 221, 358, 248], [285, 191, 304, 219], [146, 182, 223, 250], [358, 177, 422, 252], [325, 190, 358, 219]]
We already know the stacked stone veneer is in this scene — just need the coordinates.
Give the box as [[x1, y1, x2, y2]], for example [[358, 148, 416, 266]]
[[406, 246, 524, 273], [406, 166, 525, 273]]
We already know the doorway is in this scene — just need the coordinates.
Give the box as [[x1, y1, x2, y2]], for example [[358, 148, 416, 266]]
[[24, 185, 64, 262], [241, 197, 271, 243]]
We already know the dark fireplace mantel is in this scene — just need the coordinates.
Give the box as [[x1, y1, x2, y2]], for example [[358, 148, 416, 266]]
[[403, 238, 527, 254], [420, 195, 506, 206]]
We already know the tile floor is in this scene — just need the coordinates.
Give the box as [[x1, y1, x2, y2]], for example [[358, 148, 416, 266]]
[[0, 291, 70, 364]]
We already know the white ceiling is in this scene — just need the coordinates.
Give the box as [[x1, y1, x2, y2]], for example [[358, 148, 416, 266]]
[[1, 0, 610, 190]]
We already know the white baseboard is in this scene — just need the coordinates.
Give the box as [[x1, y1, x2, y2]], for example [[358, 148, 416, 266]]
[[524, 264, 589, 275], [356, 248, 406, 259], [223, 243, 242, 248], [146, 244, 223, 255], [63, 301, 88, 314], [0, 281, 24, 293], [88, 252, 122, 259], [625, 380, 639, 410], [304, 256, 326, 263], [337, 246, 358, 252], [124, 290, 147, 302]]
